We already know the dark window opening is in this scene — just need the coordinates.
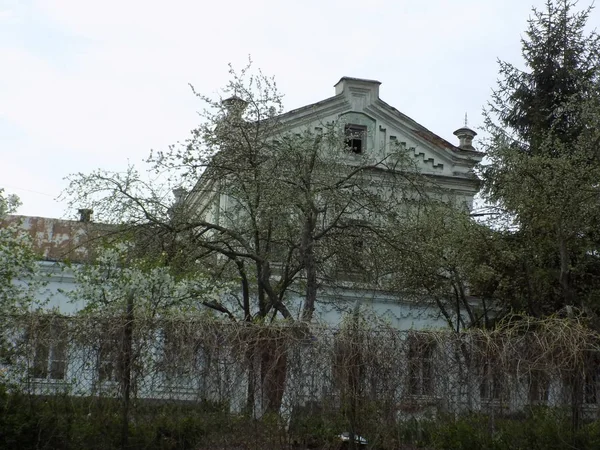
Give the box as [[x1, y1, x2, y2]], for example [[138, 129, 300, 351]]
[[29, 318, 67, 380], [345, 125, 367, 154], [352, 237, 364, 254], [336, 233, 367, 280], [584, 370, 598, 404], [480, 361, 503, 401], [407, 336, 435, 396], [97, 325, 120, 383], [161, 324, 203, 380], [528, 370, 549, 404]]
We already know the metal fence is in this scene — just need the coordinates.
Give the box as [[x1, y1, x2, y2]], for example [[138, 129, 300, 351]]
[[2, 312, 600, 449]]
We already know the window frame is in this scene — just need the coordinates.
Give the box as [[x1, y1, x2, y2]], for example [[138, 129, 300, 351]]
[[406, 335, 436, 397], [479, 360, 504, 402], [344, 124, 367, 155], [96, 326, 121, 383], [29, 317, 68, 381], [528, 369, 550, 405]]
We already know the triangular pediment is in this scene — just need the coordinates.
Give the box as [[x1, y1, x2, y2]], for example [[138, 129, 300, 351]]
[[275, 80, 482, 179]]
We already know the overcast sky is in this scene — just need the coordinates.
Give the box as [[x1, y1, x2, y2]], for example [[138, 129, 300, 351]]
[[1, 0, 598, 218]]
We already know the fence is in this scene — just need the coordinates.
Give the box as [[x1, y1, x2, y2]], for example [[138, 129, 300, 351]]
[[2, 312, 600, 449]]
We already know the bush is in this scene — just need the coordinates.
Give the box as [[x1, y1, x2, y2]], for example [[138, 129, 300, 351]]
[[0, 387, 236, 450], [4, 385, 600, 450], [429, 409, 600, 450]]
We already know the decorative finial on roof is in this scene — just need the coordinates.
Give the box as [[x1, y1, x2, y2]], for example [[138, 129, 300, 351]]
[[77, 209, 93, 223], [222, 95, 248, 118], [453, 114, 477, 151]]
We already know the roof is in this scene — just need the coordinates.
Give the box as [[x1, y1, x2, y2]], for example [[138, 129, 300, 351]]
[[1, 215, 109, 263], [334, 76, 382, 86], [276, 89, 481, 158]]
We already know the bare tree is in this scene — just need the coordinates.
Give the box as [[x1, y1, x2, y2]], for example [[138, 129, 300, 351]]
[[62, 64, 452, 415], [63, 63, 434, 325]]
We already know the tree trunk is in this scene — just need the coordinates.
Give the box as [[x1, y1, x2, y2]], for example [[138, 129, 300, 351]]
[[236, 261, 251, 321], [301, 214, 317, 322], [257, 266, 267, 318], [245, 344, 256, 417], [120, 293, 134, 450], [557, 226, 576, 307], [260, 337, 287, 414]]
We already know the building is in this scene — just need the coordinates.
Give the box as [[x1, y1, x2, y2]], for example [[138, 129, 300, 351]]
[[13, 77, 582, 420], [184, 76, 483, 327], [1, 211, 105, 315]]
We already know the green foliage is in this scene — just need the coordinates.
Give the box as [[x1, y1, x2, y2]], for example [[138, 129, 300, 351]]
[[430, 410, 600, 450], [289, 406, 347, 448], [0, 387, 238, 450], [487, 0, 600, 154], [482, 0, 600, 316], [0, 191, 40, 313], [385, 202, 505, 329], [0, 191, 44, 367], [6, 385, 600, 450], [0, 188, 21, 217], [431, 415, 495, 450], [68, 243, 231, 317]]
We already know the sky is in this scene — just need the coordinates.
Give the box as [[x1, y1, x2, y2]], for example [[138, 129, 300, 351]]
[[1, 0, 598, 219]]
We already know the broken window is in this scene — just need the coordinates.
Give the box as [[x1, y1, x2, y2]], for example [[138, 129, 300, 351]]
[[345, 125, 367, 154]]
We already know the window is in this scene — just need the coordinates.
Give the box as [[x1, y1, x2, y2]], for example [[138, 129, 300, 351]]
[[528, 370, 549, 404], [407, 335, 435, 396], [344, 236, 364, 267], [345, 124, 367, 154], [97, 327, 120, 383], [161, 324, 198, 380], [584, 370, 598, 404], [29, 318, 67, 380], [333, 219, 371, 281], [336, 233, 367, 281], [480, 361, 503, 402]]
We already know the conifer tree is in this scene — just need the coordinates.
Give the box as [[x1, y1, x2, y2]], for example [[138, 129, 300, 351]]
[[483, 0, 600, 315]]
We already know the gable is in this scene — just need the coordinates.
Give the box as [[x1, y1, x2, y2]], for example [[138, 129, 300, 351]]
[[275, 78, 482, 185]]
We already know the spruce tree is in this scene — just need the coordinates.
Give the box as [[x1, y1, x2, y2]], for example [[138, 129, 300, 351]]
[[487, 0, 600, 155], [483, 0, 600, 315]]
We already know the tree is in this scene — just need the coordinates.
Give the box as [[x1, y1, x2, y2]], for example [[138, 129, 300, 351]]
[[63, 64, 450, 415], [63, 63, 433, 325], [0, 190, 41, 313], [66, 242, 230, 446], [482, 0, 600, 316], [0, 190, 43, 369], [487, 0, 600, 155]]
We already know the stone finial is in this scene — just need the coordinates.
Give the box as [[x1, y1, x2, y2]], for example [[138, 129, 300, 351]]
[[173, 187, 187, 203], [453, 117, 477, 150], [222, 95, 248, 118], [78, 208, 93, 223]]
